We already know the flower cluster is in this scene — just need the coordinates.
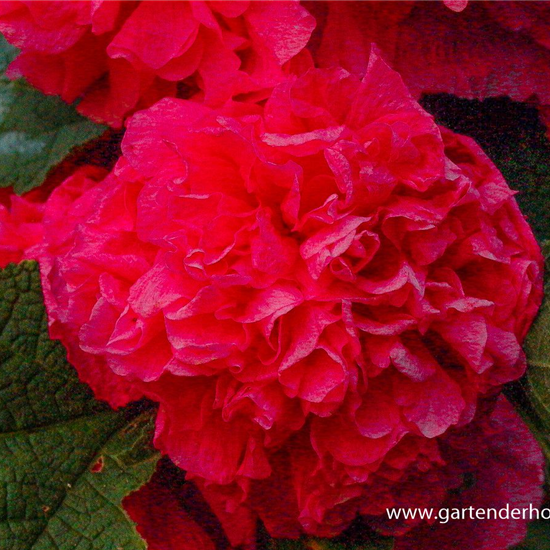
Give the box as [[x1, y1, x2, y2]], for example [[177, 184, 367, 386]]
[[34, 53, 542, 539], [0, 0, 314, 126]]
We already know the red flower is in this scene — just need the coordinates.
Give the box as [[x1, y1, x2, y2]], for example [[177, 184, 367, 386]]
[[0, 186, 45, 267], [310, 1, 550, 134], [38, 165, 142, 407], [123, 396, 544, 549], [0, 0, 315, 127], [37, 54, 542, 536]]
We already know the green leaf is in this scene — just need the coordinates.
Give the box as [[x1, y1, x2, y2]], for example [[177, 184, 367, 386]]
[[522, 242, 550, 460], [0, 35, 106, 194], [525, 242, 550, 368], [0, 35, 17, 73], [511, 519, 550, 550], [0, 261, 160, 550]]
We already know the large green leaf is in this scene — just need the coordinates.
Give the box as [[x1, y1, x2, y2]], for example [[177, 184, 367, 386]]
[[0, 261, 159, 550], [0, 36, 106, 194]]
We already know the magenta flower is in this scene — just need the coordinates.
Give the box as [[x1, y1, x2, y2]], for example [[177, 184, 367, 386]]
[[35, 53, 542, 536]]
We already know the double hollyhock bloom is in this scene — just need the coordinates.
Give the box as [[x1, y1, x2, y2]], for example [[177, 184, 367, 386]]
[[310, 0, 550, 134], [32, 51, 543, 542], [0, 0, 314, 126], [122, 396, 544, 550]]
